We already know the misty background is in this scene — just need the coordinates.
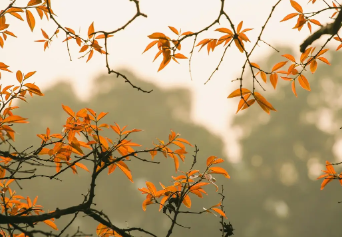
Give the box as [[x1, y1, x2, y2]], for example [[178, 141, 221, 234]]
[[6, 47, 342, 237]]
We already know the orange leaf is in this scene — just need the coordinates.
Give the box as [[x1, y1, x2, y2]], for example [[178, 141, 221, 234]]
[[168, 26, 179, 35], [241, 99, 255, 110], [88, 22, 94, 39], [142, 40, 158, 53], [153, 50, 162, 62], [158, 50, 171, 71], [317, 48, 329, 56], [41, 28, 49, 39], [16, 70, 23, 83], [270, 73, 278, 89], [95, 34, 113, 39], [159, 196, 169, 211], [234, 39, 244, 53], [236, 94, 251, 114], [65, 27, 75, 35], [254, 92, 276, 112], [117, 161, 133, 182], [209, 167, 230, 178], [272, 61, 287, 72], [27, 0, 42, 6], [292, 80, 297, 97], [211, 208, 227, 219], [148, 32, 167, 39], [317, 57, 330, 65], [300, 47, 311, 62], [43, 220, 58, 230], [282, 54, 296, 62], [26, 10, 35, 32], [227, 88, 251, 98], [260, 71, 267, 83], [250, 62, 260, 69], [307, 22, 312, 33], [62, 104, 75, 117], [181, 31, 193, 35], [290, 0, 303, 13], [176, 137, 192, 146], [298, 75, 310, 91], [182, 194, 191, 208], [280, 13, 299, 22], [86, 50, 94, 63], [309, 19, 321, 26], [190, 182, 210, 191], [97, 112, 108, 121], [79, 45, 89, 53], [173, 156, 180, 171], [206, 156, 218, 166], [236, 21, 243, 33], [75, 162, 89, 172], [174, 53, 187, 59], [146, 181, 157, 196], [3, 115, 28, 124], [310, 59, 317, 73], [44, 41, 49, 51], [215, 28, 233, 35]]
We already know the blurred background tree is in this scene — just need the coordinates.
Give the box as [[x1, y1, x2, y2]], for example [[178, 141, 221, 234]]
[[229, 47, 342, 237]]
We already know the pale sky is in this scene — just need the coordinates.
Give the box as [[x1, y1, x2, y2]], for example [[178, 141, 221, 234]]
[[1, 0, 332, 161]]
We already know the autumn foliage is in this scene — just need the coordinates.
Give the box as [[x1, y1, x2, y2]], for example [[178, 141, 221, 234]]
[[0, 0, 342, 236]]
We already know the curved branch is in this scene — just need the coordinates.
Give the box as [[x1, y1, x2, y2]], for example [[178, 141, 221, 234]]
[[300, 7, 342, 52]]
